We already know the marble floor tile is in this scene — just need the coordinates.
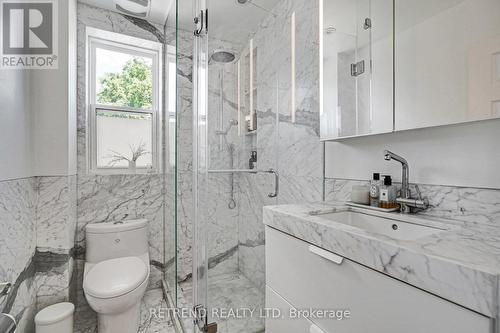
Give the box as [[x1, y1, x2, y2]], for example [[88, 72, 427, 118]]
[[74, 289, 176, 333], [179, 273, 265, 333]]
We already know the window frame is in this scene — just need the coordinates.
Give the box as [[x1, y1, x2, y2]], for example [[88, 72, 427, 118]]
[[165, 45, 177, 168], [86, 27, 163, 174]]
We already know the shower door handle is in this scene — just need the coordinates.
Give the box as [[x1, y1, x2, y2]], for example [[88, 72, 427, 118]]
[[194, 10, 208, 36], [267, 168, 279, 198], [194, 10, 203, 36]]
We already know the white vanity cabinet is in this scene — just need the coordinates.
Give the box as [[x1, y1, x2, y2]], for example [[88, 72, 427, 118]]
[[265, 226, 492, 333]]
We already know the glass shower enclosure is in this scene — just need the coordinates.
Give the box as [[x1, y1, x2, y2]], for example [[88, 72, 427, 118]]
[[171, 0, 321, 332]]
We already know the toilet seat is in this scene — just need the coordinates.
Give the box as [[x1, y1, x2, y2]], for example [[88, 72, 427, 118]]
[[84, 257, 148, 299]]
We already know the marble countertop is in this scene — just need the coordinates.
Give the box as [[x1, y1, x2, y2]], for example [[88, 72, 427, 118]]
[[263, 202, 500, 318]]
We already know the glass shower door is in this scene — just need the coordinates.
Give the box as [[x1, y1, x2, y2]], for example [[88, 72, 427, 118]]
[[188, 0, 288, 331]]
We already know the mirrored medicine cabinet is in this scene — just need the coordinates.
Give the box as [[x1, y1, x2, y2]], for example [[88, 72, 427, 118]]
[[320, 0, 500, 140]]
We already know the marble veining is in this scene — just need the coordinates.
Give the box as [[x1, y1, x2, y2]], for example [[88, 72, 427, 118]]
[[34, 250, 73, 311], [325, 178, 500, 227], [74, 289, 175, 333], [35, 176, 77, 252], [179, 273, 265, 333], [235, 0, 322, 292], [264, 202, 500, 317], [0, 177, 37, 332], [0, 176, 76, 332]]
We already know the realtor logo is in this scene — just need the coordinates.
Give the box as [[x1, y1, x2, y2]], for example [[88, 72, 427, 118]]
[[0, 0, 58, 69]]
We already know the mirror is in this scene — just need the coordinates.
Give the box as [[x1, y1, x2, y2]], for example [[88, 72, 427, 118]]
[[321, 0, 393, 140], [321, 0, 500, 140], [395, 0, 500, 130]]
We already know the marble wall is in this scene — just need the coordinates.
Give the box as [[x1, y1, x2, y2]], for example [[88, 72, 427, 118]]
[[34, 176, 77, 312], [0, 178, 37, 333], [325, 178, 500, 227], [0, 175, 77, 333], [235, 0, 322, 290]]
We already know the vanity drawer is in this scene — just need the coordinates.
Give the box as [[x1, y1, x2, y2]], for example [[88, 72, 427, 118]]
[[266, 285, 325, 333], [265, 226, 491, 333]]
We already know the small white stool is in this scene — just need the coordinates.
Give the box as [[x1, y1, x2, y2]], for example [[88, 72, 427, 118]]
[[35, 302, 74, 333]]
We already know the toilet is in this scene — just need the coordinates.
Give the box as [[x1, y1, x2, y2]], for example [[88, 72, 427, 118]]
[[83, 219, 149, 333]]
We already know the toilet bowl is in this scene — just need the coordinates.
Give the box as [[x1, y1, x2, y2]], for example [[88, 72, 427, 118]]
[[83, 219, 149, 333]]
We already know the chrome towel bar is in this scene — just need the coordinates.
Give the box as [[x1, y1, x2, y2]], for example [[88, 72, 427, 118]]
[[207, 168, 279, 198]]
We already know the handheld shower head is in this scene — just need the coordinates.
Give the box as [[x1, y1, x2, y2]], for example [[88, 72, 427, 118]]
[[384, 150, 391, 161]]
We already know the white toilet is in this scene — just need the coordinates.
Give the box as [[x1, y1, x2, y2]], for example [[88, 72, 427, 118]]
[[83, 219, 149, 333]]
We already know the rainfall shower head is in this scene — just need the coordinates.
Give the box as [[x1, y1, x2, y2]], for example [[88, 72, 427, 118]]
[[210, 50, 236, 64]]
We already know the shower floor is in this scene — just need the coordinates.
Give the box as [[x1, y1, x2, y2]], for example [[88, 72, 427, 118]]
[[179, 272, 265, 333], [74, 289, 176, 333]]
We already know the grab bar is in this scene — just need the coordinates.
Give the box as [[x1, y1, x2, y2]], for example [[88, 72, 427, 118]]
[[208, 168, 279, 198]]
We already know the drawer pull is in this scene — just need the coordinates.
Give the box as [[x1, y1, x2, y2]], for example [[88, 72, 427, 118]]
[[310, 323, 327, 333], [308, 245, 343, 265]]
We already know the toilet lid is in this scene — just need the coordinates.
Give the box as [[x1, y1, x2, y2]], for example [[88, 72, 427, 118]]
[[84, 257, 148, 299]]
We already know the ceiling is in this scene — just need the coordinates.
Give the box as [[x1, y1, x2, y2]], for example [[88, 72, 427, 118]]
[[79, 0, 174, 25], [173, 0, 281, 44], [79, 0, 281, 44], [396, 0, 466, 31]]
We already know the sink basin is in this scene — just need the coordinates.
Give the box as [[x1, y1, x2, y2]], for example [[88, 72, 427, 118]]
[[314, 210, 445, 241]]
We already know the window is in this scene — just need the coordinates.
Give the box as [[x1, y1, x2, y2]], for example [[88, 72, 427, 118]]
[[87, 28, 162, 174]]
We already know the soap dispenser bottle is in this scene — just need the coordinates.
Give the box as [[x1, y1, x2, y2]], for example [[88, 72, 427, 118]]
[[369, 173, 382, 207], [379, 175, 397, 209], [249, 151, 257, 170]]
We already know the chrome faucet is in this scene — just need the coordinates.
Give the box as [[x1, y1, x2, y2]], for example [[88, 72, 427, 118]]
[[384, 150, 410, 200], [383, 150, 428, 214]]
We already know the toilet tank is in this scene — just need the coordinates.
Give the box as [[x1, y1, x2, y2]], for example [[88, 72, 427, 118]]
[[85, 219, 149, 263]]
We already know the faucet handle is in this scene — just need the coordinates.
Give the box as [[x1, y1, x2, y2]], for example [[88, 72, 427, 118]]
[[413, 184, 423, 201], [397, 184, 429, 212]]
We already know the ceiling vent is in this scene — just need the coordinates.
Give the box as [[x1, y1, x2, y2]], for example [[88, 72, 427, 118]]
[[114, 0, 150, 18]]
